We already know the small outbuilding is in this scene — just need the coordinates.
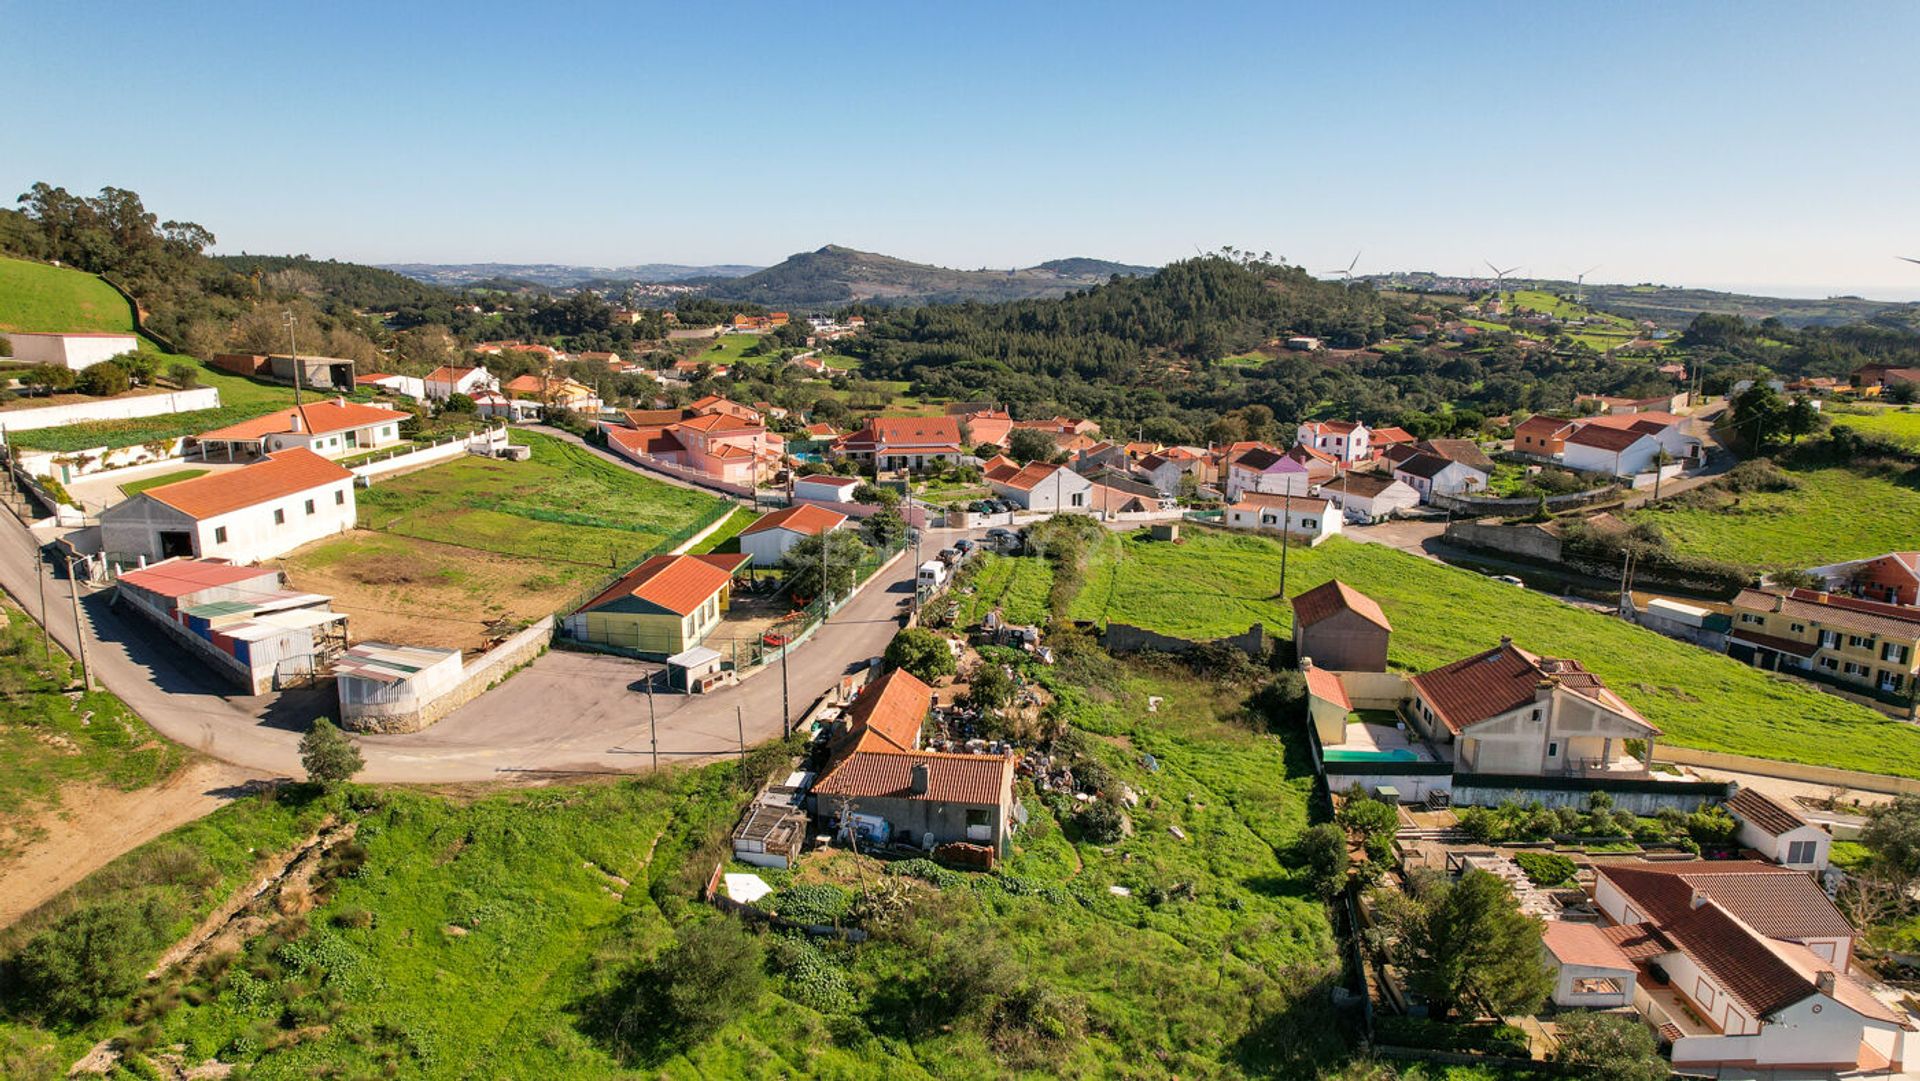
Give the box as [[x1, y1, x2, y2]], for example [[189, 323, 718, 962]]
[[332, 642, 465, 733], [738, 503, 849, 568], [1, 331, 139, 370], [1727, 787, 1832, 872], [1291, 579, 1392, 673]]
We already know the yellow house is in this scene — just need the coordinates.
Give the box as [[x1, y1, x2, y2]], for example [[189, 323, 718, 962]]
[[564, 552, 749, 656], [1728, 587, 1920, 698]]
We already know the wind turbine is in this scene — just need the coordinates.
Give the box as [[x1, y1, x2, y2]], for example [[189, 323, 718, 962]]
[[1485, 261, 1522, 303], [1327, 251, 1361, 287], [1574, 264, 1600, 307], [1901, 256, 1920, 266]]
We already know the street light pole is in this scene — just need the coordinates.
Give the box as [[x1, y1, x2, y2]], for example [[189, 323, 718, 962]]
[[65, 556, 93, 691]]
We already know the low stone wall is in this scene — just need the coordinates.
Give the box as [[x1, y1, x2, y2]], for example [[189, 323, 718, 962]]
[[1444, 520, 1564, 563], [1101, 621, 1266, 658], [1657, 745, 1920, 797], [0, 387, 220, 434], [342, 617, 553, 734], [16, 436, 191, 481]]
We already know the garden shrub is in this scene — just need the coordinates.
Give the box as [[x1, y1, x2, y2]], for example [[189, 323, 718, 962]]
[[1512, 850, 1577, 888]]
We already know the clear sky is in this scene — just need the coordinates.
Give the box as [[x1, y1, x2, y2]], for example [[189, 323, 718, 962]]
[[7, 1, 1919, 298]]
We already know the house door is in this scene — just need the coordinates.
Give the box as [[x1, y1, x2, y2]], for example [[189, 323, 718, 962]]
[[159, 531, 194, 558]]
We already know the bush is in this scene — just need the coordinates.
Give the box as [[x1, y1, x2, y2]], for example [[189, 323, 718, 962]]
[[443, 392, 476, 413], [299, 717, 363, 789], [1512, 850, 1577, 888], [1337, 797, 1400, 840], [967, 663, 1015, 712], [11, 896, 175, 1021], [614, 918, 764, 1062], [884, 628, 955, 683], [1372, 1016, 1530, 1056], [165, 361, 199, 389], [1551, 1010, 1668, 1081], [1076, 797, 1127, 844], [75, 360, 130, 396], [767, 883, 851, 925], [1298, 823, 1349, 898]]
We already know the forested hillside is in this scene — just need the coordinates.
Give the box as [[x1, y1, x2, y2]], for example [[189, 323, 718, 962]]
[[701, 244, 1153, 308]]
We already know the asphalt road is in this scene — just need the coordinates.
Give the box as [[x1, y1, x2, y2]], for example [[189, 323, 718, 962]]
[[0, 509, 959, 783]]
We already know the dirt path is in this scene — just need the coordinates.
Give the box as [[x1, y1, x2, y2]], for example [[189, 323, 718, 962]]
[[0, 758, 263, 928]]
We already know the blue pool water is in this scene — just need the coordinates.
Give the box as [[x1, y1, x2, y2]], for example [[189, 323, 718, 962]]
[[1323, 748, 1420, 763]]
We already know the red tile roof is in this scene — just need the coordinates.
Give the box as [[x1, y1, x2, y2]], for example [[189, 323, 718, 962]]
[[425, 365, 479, 383], [1514, 415, 1576, 441], [741, 503, 847, 538], [1368, 426, 1415, 445], [577, 552, 749, 617], [1410, 642, 1651, 735], [196, 400, 402, 442], [997, 462, 1071, 492], [810, 749, 1014, 805], [1726, 788, 1815, 838], [838, 668, 932, 753], [1565, 424, 1652, 452], [847, 415, 961, 450], [116, 560, 277, 598], [1292, 580, 1392, 631], [1303, 665, 1350, 710], [606, 425, 686, 457], [139, 449, 351, 520], [1542, 920, 1636, 971]]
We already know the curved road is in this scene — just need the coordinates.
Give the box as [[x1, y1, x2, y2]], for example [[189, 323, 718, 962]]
[[0, 510, 961, 783]]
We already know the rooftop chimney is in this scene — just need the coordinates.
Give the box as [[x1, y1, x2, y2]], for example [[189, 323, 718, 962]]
[[289, 411, 303, 433], [910, 762, 930, 795], [1499, 635, 1513, 650], [1816, 971, 1836, 995], [1690, 887, 1709, 910], [336, 396, 346, 408]]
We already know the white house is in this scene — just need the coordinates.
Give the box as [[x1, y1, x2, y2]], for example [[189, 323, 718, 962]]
[[100, 448, 356, 564], [1391, 452, 1488, 501], [1561, 425, 1663, 477], [1590, 861, 1909, 1073], [353, 372, 427, 401], [192, 399, 407, 461], [792, 474, 864, 504], [470, 391, 542, 422], [1727, 787, 1832, 873], [1224, 446, 1312, 500], [1, 331, 139, 370], [1296, 420, 1371, 464], [738, 503, 849, 567], [1322, 472, 1420, 523], [424, 364, 497, 401], [1541, 920, 1640, 1011], [989, 461, 1093, 512], [1225, 493, 1341, 545]]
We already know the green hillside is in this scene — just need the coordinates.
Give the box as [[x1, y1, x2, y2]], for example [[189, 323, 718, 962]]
[[0, 255, 138, 334]]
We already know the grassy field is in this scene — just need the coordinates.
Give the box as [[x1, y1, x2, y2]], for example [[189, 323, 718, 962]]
[[1630, 464, 1920, 568], [699, 333, 770, 365], [117, 469, 207, 497], [0, 656, 1355, 1078], [1071, 528, 1920, 777], [686, 506, 752, 554], [0, 255, 137, 333], [820, 352, 861, 371], [955, 554, 1054, 627], [8, 357, 322, 453], [0, 599, 187, 862], [1831, 408, 1920, 450]]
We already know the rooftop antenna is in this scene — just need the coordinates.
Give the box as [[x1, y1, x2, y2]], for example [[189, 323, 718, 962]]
[[1575, 264, 1601, 307], [1327, 251, 1361, 288]]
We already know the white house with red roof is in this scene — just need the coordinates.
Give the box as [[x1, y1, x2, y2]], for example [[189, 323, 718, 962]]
[[1224, 445, 1312, 500], [987, 461, 1092, 512], [834, 415, 962, 471], [101, 449, 356, 564], [1568, 861, 1913, 1072], [738, 503, 849, 567], [423, 364, 496, 401], [192, 398, 406, 461], [1296, 419, 1371, 463], [1726, 787, 1832, 872], [1, 331, 139, 369], [792, 474, 863, 504], [353, 372, 427, 401], [1225, 492, 1340, 545], [1561, 423, 1664, 477]]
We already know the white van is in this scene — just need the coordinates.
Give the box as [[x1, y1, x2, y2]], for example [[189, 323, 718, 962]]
[[917, 560, 948, 589]]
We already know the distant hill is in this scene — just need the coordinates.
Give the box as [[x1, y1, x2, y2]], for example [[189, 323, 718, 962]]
[[382, 262, 762, 288], [0, 255, 137, 334], [699, 245, 1157, 309], [1369, 270, 1919, 331], [216, 254, 458, 311]]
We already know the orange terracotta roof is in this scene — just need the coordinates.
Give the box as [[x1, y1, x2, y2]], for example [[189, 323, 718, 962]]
[[741, 503, 848, 538], [1542, 920, 1636, 972], [1726, 788, 1814, 838], [140, 449, 351, 520], [1303, 665, 1350, 710], [810, 748, 1014, 805], [196, 400, 402, 442], [1410, 642, 1651, 735], [577, 552, 749, 617], [1368, 426, 1415, 445], [1566, 424, 1652, 451], [839, 668, 932, 753], [426, 365, 478, 382], [1292, 580, 1392, 631]]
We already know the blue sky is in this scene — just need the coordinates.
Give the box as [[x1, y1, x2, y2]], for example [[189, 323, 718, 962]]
[[7, 1, 1919, 298]]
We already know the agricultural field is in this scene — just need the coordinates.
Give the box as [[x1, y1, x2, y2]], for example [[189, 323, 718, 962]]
[[0, 598, 187, 863], [277, 431, 729, 649], [0, 255, 137, 334], [1830, 407, 1920, 450], [954, 553, 1054, 627], [1629, 463, 1920, 568], [697, 333, 772, 365], [1071, 527, 1920, 777], [0, 657, 1357, 1079]]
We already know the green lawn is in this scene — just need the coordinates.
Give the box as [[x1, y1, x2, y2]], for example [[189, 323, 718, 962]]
[[1831, 408, 1920, 450], [0, 598, 188, 862], [955, 553, 1054, 627], [819, 352, 861, 371], [356, 430, 728, 566], [1630, 464, 1920, 568], [699, 333, 772, 365], [685, 506, 753, 554], [1071, 528, 1920, 777], [117, 468, 207, 497], [0, 255, 137, 333]]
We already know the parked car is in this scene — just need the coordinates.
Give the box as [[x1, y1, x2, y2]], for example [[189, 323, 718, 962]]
[[971, 500, 997, 514], [954, 538, 977, 554], [917, 560, 948, 589], [1491, 574, 1526, 587]]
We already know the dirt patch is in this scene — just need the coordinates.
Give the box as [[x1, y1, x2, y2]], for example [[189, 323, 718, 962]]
[[274, 529, 592, 652], [0, 759, 263, 929]]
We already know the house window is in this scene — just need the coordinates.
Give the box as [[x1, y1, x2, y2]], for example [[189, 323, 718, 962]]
[[1883, 642, 1911, 664], [1301, 518, 1317, 529], [305, 499, 316, 515], [1790, 622, 1805, 633], [1843, 661, 1867, 676], [1546, 742, 1558, 758], [1786, 840, 1818, 865], [965, 809, 990, 828], [1819, 657, 1839, 671], [335, 490, 346, 506], [1819, 630, 1842, 649], [1571, 977, 1622, 996], [1849, 635, 1870, 649], [1694, 978, 1716, 1012], [273, 508, 285, 525], [1882, 672, 1905, 692], [213, 526, 227, 544]]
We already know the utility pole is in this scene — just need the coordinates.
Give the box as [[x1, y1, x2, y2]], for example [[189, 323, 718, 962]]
[[779, 635, 791, 737], [645, 668, 658, 770], [65, 557, 93, 691], [35, 547, 51, 661], [1278, 488, 1294, 599], [735, 704, 747, 772], [283, 310, 303, 407], [911, 526, 923, 618]]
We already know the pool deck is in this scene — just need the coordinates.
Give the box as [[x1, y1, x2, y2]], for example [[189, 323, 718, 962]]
[[1336, 720, 1446, 763]]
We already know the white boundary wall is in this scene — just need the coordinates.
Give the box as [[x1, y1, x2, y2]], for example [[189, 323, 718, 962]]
[[0, 387, 220, 434]]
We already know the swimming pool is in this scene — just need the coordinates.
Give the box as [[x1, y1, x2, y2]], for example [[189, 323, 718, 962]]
[[1322, 748, 1420, 763]]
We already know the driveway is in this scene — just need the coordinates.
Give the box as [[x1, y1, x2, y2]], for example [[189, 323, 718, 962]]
[[0, 506, 959, 783]]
